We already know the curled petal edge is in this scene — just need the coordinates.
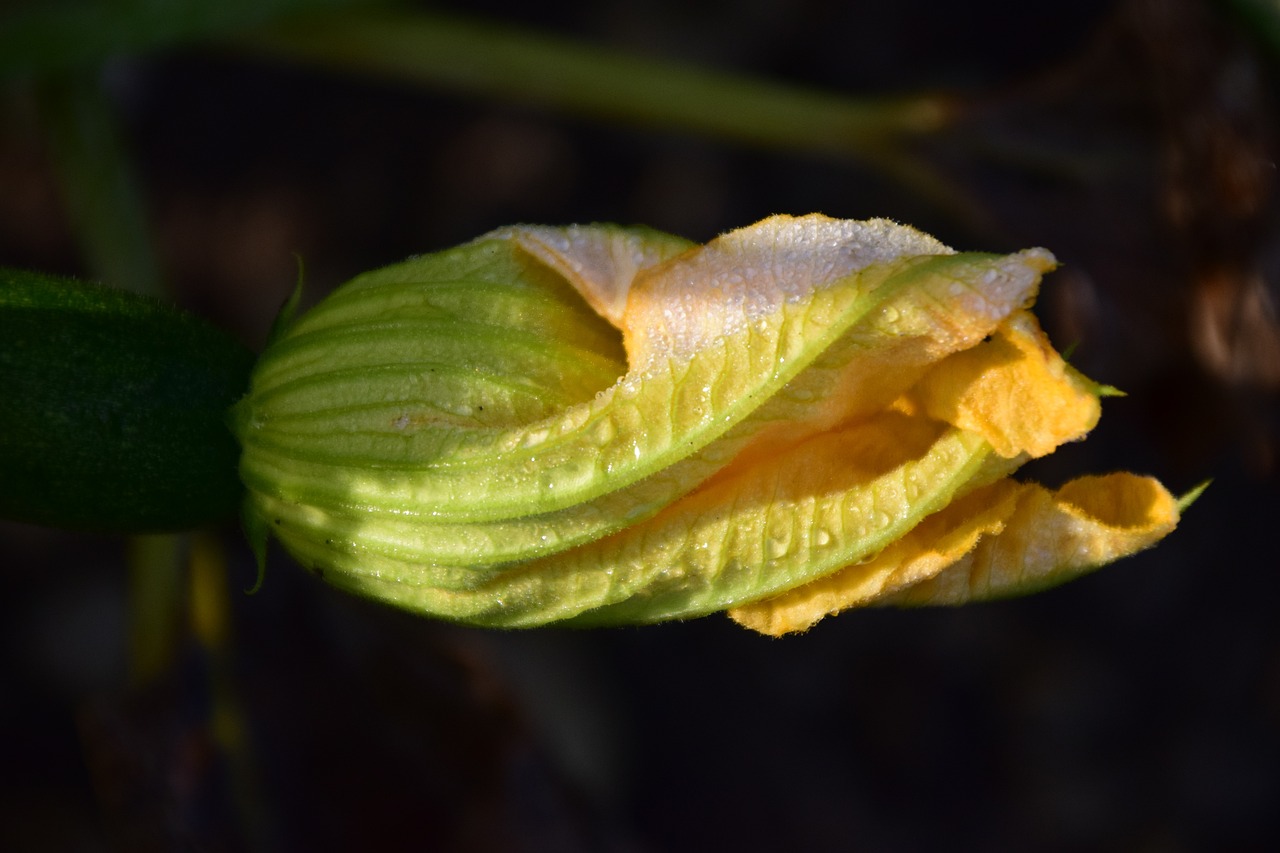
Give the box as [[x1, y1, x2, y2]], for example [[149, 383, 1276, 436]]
[[728, 473, 1185, 636]]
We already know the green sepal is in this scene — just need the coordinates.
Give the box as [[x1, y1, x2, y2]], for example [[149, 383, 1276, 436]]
[[1177, 480, 1210, 513], [242, 498, 272, 594], [264, 257, 306, 347]]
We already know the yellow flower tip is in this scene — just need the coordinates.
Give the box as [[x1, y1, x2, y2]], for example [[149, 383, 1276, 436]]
[[911, 311, 1102, 459], [881, 472, 1182, 610], [1055, 473, 1179, 532], [730, 471, 1185, 635], [1020, 246, 1059, 276]]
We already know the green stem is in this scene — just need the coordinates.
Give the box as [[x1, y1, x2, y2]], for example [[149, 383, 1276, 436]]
[[0, 268, 255, 532], [0, 0, 371, 77], [1221, 0, 1280, 61], [191, 532, 274, 851], [127, 533, 187, 684], [232, 8, 956, 164]]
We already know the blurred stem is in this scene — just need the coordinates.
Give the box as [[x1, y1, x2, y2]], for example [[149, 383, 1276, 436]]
[[232, 9, 985, 221], [126, 534, 187, 684], [237, 9, 952, 149], [0, 0, 371, 77], [191, 532, 273, 852], [1222, 0, 1280, 60], [38, 72, 162, 296]]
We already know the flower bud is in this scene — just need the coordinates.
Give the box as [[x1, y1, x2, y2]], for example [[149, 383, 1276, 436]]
[[233, 215, 1187, 633]]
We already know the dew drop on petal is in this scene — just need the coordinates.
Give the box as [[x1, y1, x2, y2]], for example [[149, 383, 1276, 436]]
[[904, 474, 923, 501], [558, 406, 590, 435], [592, 418, 615, 446]]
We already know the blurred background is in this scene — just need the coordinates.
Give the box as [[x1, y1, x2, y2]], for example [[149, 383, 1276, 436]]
[[2, 0, 1278, 850]]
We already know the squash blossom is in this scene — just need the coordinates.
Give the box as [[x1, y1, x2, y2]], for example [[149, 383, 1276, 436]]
[[232, 214, 1193, 634]]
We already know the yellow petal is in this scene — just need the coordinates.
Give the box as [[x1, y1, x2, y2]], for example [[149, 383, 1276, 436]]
[[720, 247, 1057, 472], [883, 472, 1179, 605], [727, 479, 1022, 635], [730, 472, 1180, 634], [910, 311, 1100, 458]]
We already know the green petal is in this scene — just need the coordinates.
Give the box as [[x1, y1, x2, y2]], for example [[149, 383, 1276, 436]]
[[315, 417, 997, 627]]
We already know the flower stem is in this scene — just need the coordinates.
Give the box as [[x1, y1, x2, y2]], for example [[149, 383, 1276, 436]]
[[0, 268, 255, 531], [233, 8, 957, 164]]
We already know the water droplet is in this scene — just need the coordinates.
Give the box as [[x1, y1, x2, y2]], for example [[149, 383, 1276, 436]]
[[558, 406, 590, 434], [881, 305, 901, 324], [768, 538, 790, 559], [814, 529, 832, 547], [523, 428, 550, 448], [592, 418, 615, 446], [904, 476, 923, 501], [871, 510, 892, 530]]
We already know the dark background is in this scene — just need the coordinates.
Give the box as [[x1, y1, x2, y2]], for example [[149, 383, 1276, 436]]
[[2, 0, 1278, 850]]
